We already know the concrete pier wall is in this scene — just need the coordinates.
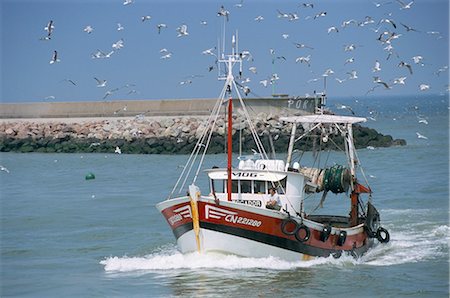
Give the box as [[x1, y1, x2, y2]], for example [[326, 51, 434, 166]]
[[0, 97, 321, 119]]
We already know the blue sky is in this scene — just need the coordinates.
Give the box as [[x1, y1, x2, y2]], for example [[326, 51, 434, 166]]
[[1, 0, 449, 103]]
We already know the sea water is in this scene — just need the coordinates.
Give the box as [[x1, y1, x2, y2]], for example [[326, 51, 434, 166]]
[[1, 95, 448, 297]]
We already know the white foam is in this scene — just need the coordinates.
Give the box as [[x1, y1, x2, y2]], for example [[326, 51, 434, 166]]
[[101, 223, 449, 272]]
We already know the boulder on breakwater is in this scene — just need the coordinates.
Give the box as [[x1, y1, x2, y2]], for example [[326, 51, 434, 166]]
[[0, 114, 406, 154]]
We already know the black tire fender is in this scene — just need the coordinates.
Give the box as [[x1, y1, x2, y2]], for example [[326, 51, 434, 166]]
[[376, 227, 390, 243], [295, 224, 311, 243], [281, 218, 298, 236]]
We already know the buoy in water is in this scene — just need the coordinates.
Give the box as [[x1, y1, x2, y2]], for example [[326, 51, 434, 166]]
[[85, 172, 96, 180]]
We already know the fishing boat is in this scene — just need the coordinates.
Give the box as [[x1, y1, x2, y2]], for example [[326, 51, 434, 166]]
[[156, 35, 390, 261]]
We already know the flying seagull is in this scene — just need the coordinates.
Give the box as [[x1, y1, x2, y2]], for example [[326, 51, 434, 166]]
[[295, 55, 311, 67], [83, 25, 94, 34], [372, 60, 381, 72], [112, 39, 124, 50], [398, 61, 413, 74], [176, 24, 189, 37], [293, 42, 314, 49], [217, 5, 230, 21], [49, 50, 60, 64], [157, 23, 167, 34], [94, 77, 107, 87]]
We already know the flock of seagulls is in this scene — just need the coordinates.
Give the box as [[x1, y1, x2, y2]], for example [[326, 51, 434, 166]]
[[37, 1, 447, 102]]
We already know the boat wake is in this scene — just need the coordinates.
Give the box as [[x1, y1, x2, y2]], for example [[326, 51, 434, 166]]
[[101, 218, 448, 273]]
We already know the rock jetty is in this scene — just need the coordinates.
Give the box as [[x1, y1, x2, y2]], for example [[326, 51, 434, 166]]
[[0, 114, 406, 154]]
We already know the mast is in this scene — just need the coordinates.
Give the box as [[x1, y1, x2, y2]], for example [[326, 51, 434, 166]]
[[347, 122, 359, 226], [227, 97, 233, 201]]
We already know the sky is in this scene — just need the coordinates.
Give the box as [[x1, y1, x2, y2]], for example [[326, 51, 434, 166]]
[[1, 0, 449, 103]]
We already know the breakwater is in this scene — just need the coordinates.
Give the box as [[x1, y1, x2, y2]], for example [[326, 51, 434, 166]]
[[0, 113, 406, 154]]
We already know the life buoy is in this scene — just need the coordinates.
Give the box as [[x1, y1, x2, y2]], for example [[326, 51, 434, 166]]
[[376, 227, 390, 243], [295, 224, 311, 243], [281, 218, 298, 235]]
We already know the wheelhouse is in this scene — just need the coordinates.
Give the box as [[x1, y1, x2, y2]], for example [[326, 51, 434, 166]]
[[205, 159, 305, 214]]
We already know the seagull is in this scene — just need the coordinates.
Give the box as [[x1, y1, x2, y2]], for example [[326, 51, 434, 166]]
[[416, 132, 428, 139], [179, 79, 193, 85], [103, 88, 119, 99], [112, 39, 124, 50], [372, 60, 381, 72], [49, 50, 60, 64], [336, 104, 355, 115], [293, 42, 314, 49], [44, 20, 54, 37], [282, 34, 289, 39], [295, 55, 311, 66], [314, 11, 327, 19], [373, 76, 390, 89], [141, 15, 151, 22], [379, 18, 397, 29], [0, 165, 10, 173], [398, 61, 413, 74], [335, 78, 346, 83], [248, 66, 257, 74], [322, 68, 334, 76], [89, 142, 101, 148], [61, 79, 77, 86], [234, 0, 244, 8], [217, 5, 230, 21], [241, 50, 254, 61], [347, 70, 358, 79], [393, 76, 407, 85], [160, 52, 172, 59], [434, 65, 448, 76], [115, 146, 122, 154], [417, 117, 428, 125], [157, 23, 167, 34], [259, 79, 268, 87], [202, 47, 216, 56], [200, 20, 208, 26], [401, 23, 419, 32], [412, 55, 424, 66], [94, 77, 107, 87], [83, 25, 94, 34], [327, 26, 339, 34], [419, 84, 430, 91], [117, 23, 124, 31], [427, 31, 441, 39], [344, 44, 358, 52], [176, 24, 189, 37], [360, 16, 375, 26], [123, 0, 133, 5], [344, 57, 355, 65], [365, 85, 381, 95], [289, 13, 299, 21], [396, 0, 414, 9], [45, 95, 56, 100], [277, 9, 290, 19], [254, 15, 264, 22], [341, 19, 357, 28], [301, 3, 314, 8]]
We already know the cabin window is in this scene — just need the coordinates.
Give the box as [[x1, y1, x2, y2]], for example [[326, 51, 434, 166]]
[[271, 178, 287, 194], [211, 179, 225, 193], [253, 180, 266, 194], [231, 180, 239, 193], [240, 180, 252, 193]]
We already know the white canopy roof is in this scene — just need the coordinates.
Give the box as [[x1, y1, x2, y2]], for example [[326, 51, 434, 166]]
[[280, 114, 366, 124]]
